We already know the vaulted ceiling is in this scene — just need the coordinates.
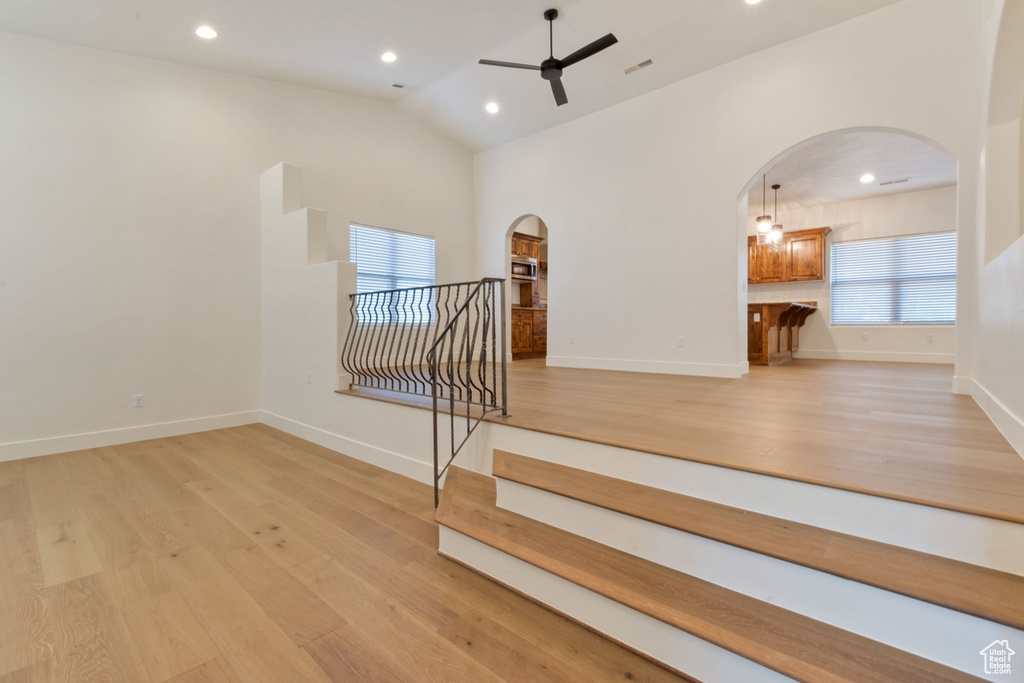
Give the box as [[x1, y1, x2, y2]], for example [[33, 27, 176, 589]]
[[1, 0, 901, 152], [3, 1, 956, 207]]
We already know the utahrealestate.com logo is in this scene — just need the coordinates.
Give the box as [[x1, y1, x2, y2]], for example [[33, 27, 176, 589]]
[[980, 640, 1015, 675]]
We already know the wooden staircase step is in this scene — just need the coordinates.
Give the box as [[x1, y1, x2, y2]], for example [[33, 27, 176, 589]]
[[492, 449, 1024, 631], [437, 466, 984, 683]]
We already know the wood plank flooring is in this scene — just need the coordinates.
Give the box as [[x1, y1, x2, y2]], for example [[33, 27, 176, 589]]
[[348, 358, 1024, 522], [491, 450, 1024, 630], [437, 466, 985, 683], [0, 425, 687, 683]]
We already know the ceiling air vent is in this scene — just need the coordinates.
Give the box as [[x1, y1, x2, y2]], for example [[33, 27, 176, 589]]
[[391, 83, 406, 89], [879, 177, 910, 186], [624, 59, 654, 75]]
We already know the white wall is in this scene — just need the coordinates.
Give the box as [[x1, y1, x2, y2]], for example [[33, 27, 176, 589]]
[[474, 0, 983, 380], [748, 186, 957, 363], [974, 0, 1024, 457], [0, 31, 475, 460]]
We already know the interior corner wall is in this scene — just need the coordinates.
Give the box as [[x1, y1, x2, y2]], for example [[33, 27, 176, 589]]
[[0, 31, 476, 461], [974, 0, 1024, 458], [749, 186, 958, 364], [473, 0, 983, 380]]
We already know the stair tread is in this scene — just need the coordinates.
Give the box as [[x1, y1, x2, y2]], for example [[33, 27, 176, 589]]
[[492, 449, 1024, 631], [437, 466, 985, 683]]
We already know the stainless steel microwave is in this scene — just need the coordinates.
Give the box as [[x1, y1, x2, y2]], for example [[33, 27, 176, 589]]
[[511, 256, 538, 281]]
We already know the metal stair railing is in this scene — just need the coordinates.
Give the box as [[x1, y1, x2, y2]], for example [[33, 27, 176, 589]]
[[340, 278, 507, 506]]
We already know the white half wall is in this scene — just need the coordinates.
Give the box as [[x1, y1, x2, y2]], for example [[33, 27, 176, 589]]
[[473, 0, 982, 381], [260, 161, 477, 485]]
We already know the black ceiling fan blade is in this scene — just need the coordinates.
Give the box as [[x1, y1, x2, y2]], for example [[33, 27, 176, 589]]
[[550, 77, 568, 106], [560, 33, 618, 68], [479, 59, 542, 71]]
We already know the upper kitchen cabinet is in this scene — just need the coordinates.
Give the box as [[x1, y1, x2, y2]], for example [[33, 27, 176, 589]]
[[748, 227, 831, 284]]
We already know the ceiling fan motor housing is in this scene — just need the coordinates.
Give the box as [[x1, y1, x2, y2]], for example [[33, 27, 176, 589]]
[[541, 58, 563, 80]]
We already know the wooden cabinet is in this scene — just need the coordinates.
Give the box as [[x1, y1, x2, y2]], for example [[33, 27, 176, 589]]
[[510, 233, 546, 359], [512, 232, 542, 309], [531, 309, 547, 354], [787, 229, 827, 281], [747, 227, 830, 284], [748, 302, 818, 366], [511, 308, 547, 358], [511, 309, 534, 356], [511, 234, 540, 261]]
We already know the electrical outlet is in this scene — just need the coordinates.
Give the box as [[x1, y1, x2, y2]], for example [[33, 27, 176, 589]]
[[927, 333, 935, 343], [677, 336, 684, 348], [861, 333, 869, 342], [133, 394, 145, 408], [569, 335, 575, 345], [307, 370, 312, 384]]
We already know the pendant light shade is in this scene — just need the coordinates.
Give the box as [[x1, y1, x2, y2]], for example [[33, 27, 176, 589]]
[[755, 174, 772, 245], [769, 183, 785, 252]]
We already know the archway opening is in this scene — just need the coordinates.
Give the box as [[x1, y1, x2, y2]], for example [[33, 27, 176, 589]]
[[739, 128, 958, 369], [505, 215, 549, 361]]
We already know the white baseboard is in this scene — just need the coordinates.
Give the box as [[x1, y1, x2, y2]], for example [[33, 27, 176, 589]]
[[795, 349, 955, 364], [259, 410, 433, 484], [971, 379, 1024, 461], [545, 355, 746, 378], [0, 410, 262, 462]]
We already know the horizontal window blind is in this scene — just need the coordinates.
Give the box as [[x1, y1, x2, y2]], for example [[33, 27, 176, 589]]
[[830, 232, 956, 325], [350, 224, 435, 293], [350, 224, 435, 325]]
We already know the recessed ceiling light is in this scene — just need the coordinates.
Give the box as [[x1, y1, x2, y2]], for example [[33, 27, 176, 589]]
[[860, 173, 876, 183], [381, 52, 397, 63], [745, 0, 762, 5], [195, 26, 217, 39], [485, 102, 500, 114]]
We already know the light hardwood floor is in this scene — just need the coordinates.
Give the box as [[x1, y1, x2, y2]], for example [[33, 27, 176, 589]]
[[351, 358, 1024, 522], [0, 424, 688, 683]]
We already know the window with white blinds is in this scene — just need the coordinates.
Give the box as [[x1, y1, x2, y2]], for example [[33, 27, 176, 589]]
[[350, 223, 435, 294], [350, 224, 435, 325], [830, 231, 957, 325]]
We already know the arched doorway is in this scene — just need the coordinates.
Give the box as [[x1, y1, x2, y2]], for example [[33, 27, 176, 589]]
[[739, 128, 958, 369], [505, 215, 549, 361]]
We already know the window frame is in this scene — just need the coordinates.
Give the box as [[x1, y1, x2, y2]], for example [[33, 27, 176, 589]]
[[829, 231, 957, 326], [350, 223, 436, 326]]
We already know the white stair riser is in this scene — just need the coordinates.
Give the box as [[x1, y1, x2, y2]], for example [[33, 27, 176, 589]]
[[438, 526, 795, 683], [482, 424, 1024, 575], [497, 479, 1024, 679]]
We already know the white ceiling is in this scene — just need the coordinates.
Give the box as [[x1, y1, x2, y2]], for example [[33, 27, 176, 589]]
[[3, 0, 954, 209], [0, 0, 901, 154], [746, 131, 957, 219]]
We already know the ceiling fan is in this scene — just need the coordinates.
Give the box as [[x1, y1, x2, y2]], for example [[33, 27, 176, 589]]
[[479, 8, 618, 107]]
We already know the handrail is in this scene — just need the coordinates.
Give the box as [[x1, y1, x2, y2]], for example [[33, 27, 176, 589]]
[[340, 278, 507, 506]]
